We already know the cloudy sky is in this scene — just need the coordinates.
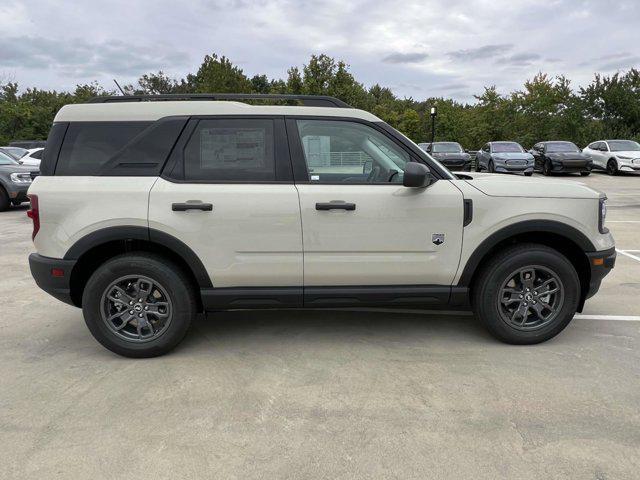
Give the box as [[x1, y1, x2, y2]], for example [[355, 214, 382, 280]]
[[1, 0, 639, 102]]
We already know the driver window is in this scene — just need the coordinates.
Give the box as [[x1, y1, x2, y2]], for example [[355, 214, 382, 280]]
[[296, 119, 410, 184]]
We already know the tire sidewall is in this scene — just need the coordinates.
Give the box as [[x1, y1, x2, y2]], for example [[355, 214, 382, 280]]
[[82, 254, 195, 357], [474, 247, 580, 344]]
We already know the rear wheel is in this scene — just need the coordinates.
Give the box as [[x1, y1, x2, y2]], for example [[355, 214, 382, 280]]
[[82, 253, 197, 357], [472, 244, 580, 344], [607, 159, 618, 176]]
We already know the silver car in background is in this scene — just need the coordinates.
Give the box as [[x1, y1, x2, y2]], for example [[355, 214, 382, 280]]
[[475, 141, 534, 176]]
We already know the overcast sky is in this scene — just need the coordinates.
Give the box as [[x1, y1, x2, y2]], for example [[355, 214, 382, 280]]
[[1, 0, 639, 102]]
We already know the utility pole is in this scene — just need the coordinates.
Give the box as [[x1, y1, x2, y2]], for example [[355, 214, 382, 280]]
[[430, 105, 437, 145]]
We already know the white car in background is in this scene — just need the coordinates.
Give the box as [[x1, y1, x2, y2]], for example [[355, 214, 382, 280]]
[[17, 148, 44, 167], [583, 140, 640, 175]]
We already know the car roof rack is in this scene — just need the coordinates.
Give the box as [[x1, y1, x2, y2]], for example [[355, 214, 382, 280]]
[[87, 93, 352, 108]]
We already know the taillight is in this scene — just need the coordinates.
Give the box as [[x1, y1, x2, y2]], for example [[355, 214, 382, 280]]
[[27, 194, 40, 240]]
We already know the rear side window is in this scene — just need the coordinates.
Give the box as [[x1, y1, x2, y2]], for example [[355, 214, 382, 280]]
[[183, 119, 275, 181], [56, 122, 151, 176]]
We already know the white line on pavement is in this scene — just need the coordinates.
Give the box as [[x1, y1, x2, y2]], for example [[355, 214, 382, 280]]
[[616, 249, 640, 262], [574, 314, 640, 321]]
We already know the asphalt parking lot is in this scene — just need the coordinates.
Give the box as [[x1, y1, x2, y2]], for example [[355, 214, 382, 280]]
[[1, 172, 639, 479]]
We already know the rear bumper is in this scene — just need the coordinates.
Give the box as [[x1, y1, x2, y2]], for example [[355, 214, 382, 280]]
[[29, 253, 77, 306], [583, 247, 616, 304]]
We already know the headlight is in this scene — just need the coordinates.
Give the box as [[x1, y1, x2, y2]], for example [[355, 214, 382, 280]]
[[617, 155, 632, 160], [599, 197, 608, 234], [10, 173, 32, 184]]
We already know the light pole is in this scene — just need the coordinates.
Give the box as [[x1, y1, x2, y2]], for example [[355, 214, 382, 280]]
[[430, 105, 437, 145]]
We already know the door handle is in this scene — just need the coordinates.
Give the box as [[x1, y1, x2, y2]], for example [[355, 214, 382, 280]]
[[315, 201, 356, 211], [172, 202, 213, 212]]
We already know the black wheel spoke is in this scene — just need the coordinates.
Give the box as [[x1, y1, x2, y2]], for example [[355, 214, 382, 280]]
[[498, 265, 564, 331], [101, 275, 172, 343]]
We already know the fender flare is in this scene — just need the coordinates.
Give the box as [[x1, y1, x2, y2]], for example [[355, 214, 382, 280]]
[[64, 226, 212, 288], [457, 220, 595, 286]]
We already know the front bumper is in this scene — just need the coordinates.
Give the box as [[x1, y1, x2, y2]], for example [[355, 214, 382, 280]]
[[443, 161, 471, 172], [4, 182, 31, 202], [550, 161, 591, 173], [29, 253, 77, 306], [494, 162, 534, 174], [582, 247, 616, 307]]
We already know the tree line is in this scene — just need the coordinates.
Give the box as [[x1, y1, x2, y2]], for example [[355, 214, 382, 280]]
[[1, 53, 639, 149]]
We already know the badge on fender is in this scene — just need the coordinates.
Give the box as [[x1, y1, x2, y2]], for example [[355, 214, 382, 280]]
[[432, 233, 445, 246]]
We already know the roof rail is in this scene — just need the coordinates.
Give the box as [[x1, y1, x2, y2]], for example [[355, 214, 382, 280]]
[[87, 93, 352, 108]]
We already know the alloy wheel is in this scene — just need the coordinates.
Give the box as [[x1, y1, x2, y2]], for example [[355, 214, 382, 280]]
[[100, 275, 173, 342], [497, 265, 565, 331]]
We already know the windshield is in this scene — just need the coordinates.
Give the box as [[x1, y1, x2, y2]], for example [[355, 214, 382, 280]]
[[608, 140, 640, 152], [0, 151, 18, 165], [492, 142, 523, 153], [432, 142, 463, 153], [547, 141, 579, 153]]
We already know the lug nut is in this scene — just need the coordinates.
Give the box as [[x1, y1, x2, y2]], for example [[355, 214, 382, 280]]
[[138, 313, 143, 318], [129, 310, 134, 314], [519, 294, 523, 298], [129, 301, 133, 305], [144, 306, 149, 311]]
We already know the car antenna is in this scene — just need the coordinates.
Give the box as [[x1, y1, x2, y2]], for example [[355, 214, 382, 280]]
[[113, 79, 127, 96]]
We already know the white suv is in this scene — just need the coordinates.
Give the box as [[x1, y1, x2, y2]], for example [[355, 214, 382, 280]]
[[28, 94, 616, 357]]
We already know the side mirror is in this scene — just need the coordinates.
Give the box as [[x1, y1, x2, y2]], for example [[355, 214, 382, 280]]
[[403, 162, 432, 188], [362, 159, 373, 175]]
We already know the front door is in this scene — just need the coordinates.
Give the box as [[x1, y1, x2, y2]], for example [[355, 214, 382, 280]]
[[288, 118, 464, 289]]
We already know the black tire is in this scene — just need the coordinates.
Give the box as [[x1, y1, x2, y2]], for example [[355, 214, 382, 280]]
[[0, 187, 9, 212], [524, 171, 533, 177], [542, 160, 552, 176], [488, 160, 495, 173], [606, 159, 618, 176], [472, 243, 580, 345], [475, 160, 481, 172], [82, 252, 197, 358], [580, 171, 591, 177]]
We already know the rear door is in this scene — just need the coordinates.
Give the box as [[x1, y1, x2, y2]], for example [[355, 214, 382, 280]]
[[149, 116, 303, 296], [287, 117, 464, 291]]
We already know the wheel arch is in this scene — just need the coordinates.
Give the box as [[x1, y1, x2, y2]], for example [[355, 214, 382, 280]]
[[65, 226, 211, 309], [459, 220, 595, 310]]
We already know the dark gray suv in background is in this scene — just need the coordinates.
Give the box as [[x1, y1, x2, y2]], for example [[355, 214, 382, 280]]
[[0, 151, 36, 211], [418, 142, 471, 171]]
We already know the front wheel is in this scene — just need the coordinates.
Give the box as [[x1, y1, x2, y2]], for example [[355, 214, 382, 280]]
[[542, 160, 552, 176], [488, 160, 495, 173], [607, 159, 618, 176], [580, 171, 591, 176], [472, 244, 580, 344], [524, 171, 533, 177], [82, 253, 197, 357]]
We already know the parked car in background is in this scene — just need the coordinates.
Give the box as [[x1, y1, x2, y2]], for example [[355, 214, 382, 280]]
[[583, 140, 640, 175], [18, 148, 44, 167], [0, 151, 36, 211], [475, 141, 534, 175], [529, 141, 592, 176], [418, 142, 472, 171], [0, 146, 28, 160]]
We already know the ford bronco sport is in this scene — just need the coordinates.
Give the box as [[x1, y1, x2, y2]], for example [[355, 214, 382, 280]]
[[27, 94, 616, 357]]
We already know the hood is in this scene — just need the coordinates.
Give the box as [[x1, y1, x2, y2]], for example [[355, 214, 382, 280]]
[[614, 150, 640, 158], [547, 152, 589, 161], [0, 163, 38, 174], [460, 172, 602, 199], [492, 152, 532, 160]]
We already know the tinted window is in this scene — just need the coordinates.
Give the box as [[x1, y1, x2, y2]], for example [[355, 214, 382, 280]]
[[432, 142, 463, 153], [183, 119, 275, 182], [296, 119, 409, 184], [546, 141, 579, 153], [30, 149, 44, 159], [608, 140, 640, 152], [492, 142, 523, 153], [56, 122, 151, 175]]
